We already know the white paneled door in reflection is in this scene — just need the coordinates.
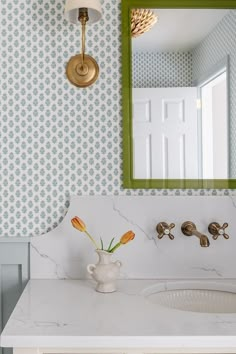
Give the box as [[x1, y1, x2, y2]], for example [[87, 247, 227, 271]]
[[133, 87, 199, 179]]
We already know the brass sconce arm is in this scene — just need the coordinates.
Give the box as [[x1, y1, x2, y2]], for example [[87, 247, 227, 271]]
[[79, 8, 89, 68]]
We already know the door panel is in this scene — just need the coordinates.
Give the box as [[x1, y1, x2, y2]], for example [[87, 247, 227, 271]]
[[133, 88, 198, 179]]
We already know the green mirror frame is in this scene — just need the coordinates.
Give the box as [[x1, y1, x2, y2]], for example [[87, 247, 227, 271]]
[[121, 0, 236, 189]]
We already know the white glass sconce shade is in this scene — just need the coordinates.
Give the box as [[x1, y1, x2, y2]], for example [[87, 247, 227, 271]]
[[64, 0, 102, 24]]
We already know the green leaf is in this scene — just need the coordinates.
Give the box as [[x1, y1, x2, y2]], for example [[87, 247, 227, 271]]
[[100, 238, 104, 250], [107, 237, 115, 251]]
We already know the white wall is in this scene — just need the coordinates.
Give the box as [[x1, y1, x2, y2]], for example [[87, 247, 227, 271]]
[[192, 10, 236, 177]]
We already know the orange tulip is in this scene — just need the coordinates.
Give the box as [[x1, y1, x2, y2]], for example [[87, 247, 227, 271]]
[[71, 216, 86, 232], [109, 230, 135, 252], [71, 216, 99, 249], [120, 231, 135, 244]]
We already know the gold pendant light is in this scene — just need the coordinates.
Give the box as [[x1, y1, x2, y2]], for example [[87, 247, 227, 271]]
[[131, 9, 158, 38]]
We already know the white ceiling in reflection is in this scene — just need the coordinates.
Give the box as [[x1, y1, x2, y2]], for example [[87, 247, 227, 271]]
[[132, 9, 230, 52]]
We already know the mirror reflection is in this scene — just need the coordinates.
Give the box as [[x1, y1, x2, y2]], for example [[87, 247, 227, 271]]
[[132, 9, 236, 180]]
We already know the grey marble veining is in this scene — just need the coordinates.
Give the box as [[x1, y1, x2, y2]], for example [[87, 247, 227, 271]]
[[30, 196, 236, 279], [2, 280, 236, 349]]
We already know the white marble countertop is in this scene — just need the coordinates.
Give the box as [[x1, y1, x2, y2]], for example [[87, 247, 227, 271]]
[[2, 279, 236, 349]]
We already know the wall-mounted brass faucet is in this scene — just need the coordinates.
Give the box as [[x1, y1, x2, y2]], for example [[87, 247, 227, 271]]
[[208, 222, 229, 240], [181, 221, 210, 247], [156, 222, 175, 240]]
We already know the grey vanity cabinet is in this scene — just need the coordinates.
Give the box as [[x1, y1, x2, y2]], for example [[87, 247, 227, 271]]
[[0, 238, 31, 354]]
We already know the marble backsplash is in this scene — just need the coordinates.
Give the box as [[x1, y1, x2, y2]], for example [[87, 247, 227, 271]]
[[31, 195, 236, 279]]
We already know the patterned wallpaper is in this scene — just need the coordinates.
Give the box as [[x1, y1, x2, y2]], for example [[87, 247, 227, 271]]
[[132, 52, 193, 87], [192, 10, 236, 176], [0, 0, 234, 238]]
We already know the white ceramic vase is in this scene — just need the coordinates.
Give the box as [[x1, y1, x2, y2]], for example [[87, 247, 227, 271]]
[[87, 250, 122, 293]]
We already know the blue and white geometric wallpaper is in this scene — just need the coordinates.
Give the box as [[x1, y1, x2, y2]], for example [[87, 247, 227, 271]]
[[0, 0, 234, 237], [133, 52, 193, 87]]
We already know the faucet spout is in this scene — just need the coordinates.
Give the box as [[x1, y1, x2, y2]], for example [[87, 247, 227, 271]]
[[200, 235, 210, 247], [181, 221, 210, 247]]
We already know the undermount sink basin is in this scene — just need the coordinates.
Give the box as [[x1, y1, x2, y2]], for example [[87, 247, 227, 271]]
[[143, 282, 236, 314]]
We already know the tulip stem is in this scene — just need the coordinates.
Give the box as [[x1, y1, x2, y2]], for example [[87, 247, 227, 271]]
[[85, 231, 99, 249], [109, 242, 121, 253], [107, 237, 115, 252]]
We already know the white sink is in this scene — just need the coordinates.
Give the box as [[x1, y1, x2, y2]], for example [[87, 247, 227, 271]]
[[143, 281, 236, 314]]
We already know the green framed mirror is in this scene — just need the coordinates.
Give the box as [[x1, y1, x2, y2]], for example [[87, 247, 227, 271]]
[[122, 0, 236, 189]]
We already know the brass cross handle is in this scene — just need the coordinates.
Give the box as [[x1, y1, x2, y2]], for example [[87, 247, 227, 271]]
[[156, 222, 175, 240], [208, 222, 229, 240]]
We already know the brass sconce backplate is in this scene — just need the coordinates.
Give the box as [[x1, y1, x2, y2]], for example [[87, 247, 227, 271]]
[[66, 54, 99, 88]]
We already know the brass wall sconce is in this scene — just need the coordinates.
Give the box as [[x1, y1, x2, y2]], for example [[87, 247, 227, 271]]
[[64, 0, 102, 88]]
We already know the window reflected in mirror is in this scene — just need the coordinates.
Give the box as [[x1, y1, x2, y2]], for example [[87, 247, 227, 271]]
[[131, 9, 235, 180]]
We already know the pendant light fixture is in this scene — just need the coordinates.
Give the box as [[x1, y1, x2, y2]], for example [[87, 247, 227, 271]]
[[131, 9, 158, 38]]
